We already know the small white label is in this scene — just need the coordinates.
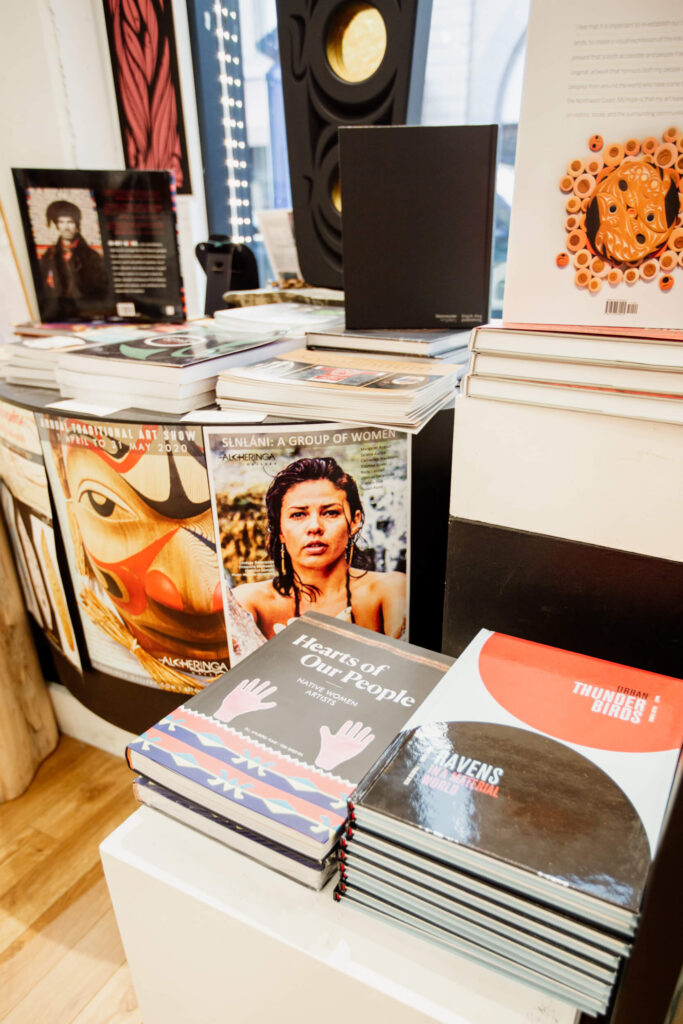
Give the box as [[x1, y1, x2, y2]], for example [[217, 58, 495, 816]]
[[116, 302, 136, 317]]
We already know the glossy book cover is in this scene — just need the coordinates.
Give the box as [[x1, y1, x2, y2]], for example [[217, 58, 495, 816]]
[[352, 630, 683, 918], [127, 613, 452, 854]]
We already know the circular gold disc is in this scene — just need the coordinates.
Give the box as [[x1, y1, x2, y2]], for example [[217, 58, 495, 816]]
[[326, 4, 387, 83]]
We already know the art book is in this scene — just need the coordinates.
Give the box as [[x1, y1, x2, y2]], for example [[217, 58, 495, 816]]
[[0, 399, 80, 669], [503, 0, 683, 334], [37, 413, 229, 694], [350, 630, 683, 935], [56, 324, 295, 386], [126, 612, 453, 860], [204, 423, 411, 665], [12, 168, 185, 324]]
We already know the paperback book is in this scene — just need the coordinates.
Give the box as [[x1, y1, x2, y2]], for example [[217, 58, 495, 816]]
[[12, 168, 185, 324], [126, 612, 453, 872], [503, 0, 683, 334], [5, 321, 191, 388], [215, 347, 460, 431]]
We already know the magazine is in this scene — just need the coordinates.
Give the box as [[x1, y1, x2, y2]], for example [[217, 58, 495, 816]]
[[0, 400, 80, 668], [503, 0, 683, 333], [204, 423, 411, 665], [37, 414, 229, 693], [12, 168, 185, 324]]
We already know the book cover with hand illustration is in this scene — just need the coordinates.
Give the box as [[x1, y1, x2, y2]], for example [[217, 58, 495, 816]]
[[126, 612, 452, 859]]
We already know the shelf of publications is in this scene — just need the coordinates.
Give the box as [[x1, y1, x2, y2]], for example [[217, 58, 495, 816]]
[[101, 808, 579, 1024]]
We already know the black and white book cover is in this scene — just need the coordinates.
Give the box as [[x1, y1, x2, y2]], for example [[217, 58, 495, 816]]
[[351, 629, 683, 927]]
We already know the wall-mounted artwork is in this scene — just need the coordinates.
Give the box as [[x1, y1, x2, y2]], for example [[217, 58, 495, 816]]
[[102, 0, 192, 194]]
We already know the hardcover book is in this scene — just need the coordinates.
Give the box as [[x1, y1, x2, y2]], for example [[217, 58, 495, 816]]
[[12, 168, 185, 324], [468, 350, 683, 396], [461, 373, 683, 426], [349, 629, 683, 934], [339, 125, 498, 330], [503, 0, 683, 334], [126, 612, 453, 862], [469, 323, 683, 370], [132, 776, 338, 890], [306, 327, 470, 359]]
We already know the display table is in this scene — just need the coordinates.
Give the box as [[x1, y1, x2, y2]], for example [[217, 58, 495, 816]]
[[100, 808, 579, 1024]]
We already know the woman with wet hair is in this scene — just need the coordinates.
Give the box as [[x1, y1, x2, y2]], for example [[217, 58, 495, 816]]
[[232, 456, 406, 640]]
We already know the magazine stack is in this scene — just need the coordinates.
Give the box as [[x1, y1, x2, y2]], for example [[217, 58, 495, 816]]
[[335, 629, 683, 1016], [126, 612, 452, 890], [215, 347, 461, 430], [53, 321, 298, 414]]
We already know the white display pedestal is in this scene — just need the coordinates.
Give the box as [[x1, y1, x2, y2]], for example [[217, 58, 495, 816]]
[[101, 809, 579, 1024]]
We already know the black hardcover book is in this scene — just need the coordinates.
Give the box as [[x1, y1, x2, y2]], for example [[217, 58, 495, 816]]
[[339, 124, 498, 330], [12, 168, 185, 324]]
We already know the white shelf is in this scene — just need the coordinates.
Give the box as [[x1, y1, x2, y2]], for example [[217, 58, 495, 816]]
[[101, 808, 579, 1024]]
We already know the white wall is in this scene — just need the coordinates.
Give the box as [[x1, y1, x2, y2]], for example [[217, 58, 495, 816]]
[[0, 0, 208, 318]]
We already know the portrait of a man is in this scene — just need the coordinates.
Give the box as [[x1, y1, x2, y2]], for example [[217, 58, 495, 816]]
[[39, 199, 108, 304]]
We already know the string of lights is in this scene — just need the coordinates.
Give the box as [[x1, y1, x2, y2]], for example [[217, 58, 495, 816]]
[[212, 0, 253, 244]]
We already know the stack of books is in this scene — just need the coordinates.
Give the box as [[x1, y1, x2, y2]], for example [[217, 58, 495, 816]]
[[53, 321, 298, 414], [215, 347, 462, 430], [462, 323, 683, 426], [335, 628, 683, 1016], [3, 322, 160, 388], [126, 612, 452, 889]]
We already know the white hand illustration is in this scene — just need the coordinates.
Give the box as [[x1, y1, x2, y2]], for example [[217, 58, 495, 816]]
[[214, 678, 278, 724], [314, 721, 375, 771]]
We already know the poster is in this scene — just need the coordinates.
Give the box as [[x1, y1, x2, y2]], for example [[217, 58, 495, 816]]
[[102, 0, 192, 194], [204, 422, 410, 664], [12, 168, 184, 324], [0, 400, 81, 668], [38, 414, 229, 693]]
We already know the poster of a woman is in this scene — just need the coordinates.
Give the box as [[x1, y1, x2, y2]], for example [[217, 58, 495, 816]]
[[204, 423, 410, 664]]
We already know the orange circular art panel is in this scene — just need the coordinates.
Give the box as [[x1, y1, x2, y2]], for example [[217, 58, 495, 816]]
[[559, 129, 683, 293], [478, 633, 683, 753]]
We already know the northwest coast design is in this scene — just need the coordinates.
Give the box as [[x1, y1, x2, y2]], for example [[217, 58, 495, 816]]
[[557, 128, 683, 293]]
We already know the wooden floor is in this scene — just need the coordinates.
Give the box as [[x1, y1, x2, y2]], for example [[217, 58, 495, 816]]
[[0, 735, 143, 1023]]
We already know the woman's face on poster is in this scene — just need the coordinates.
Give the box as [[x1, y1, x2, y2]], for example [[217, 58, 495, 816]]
[[279, 478, 362, 571], [64, 441, 228, 662]]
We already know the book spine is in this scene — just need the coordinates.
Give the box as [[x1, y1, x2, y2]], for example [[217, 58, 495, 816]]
[[351, 729, 409, 804]]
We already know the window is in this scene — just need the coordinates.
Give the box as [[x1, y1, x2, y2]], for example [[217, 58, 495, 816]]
[[188, 0, 529, 310]]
